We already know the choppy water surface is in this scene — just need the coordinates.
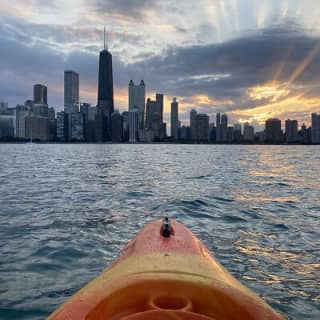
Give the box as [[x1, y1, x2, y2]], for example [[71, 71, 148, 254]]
[[0, 144, 319, 319]]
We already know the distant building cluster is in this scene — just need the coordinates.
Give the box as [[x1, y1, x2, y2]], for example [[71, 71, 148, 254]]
[[0, 29, 320, 145], [177, 111, 318, 144]]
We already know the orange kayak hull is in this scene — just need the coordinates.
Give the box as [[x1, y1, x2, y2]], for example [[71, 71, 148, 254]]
[[48, 219, 283, 320]]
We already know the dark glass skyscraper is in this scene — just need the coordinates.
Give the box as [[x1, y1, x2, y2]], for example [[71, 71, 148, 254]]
[[170, 98, 179, 140], [97, 50, 114, 111], [97, 29, 114, 141], [265, 118, 283, 143]]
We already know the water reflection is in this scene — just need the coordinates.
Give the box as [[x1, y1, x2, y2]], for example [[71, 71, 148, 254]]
[[0, 144, 319, 320], [234, 234, 319, 301]]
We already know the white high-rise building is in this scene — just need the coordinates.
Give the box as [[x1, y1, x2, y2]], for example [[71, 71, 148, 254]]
[[129, 80, 145, 129], [311, 113, 320, 143], [129, 108, 139, 143]]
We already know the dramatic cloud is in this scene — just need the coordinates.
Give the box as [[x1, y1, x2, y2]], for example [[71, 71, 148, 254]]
[[87, 0, 159, 22], [1, 0, 320, 126], [123, 24, 320, 121]]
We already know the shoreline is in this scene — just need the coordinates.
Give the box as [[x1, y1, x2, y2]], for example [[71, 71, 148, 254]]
[[0, 141, 319, 146]]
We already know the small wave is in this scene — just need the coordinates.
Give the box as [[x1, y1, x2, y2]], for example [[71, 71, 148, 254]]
[[47, 287, 75, 298], [211, 196, 234, 202], [126, 191, 154, 197], [221, 215, 247, 223], [180, 199, 209, 207], [185, 174, 213, 180], [277, 182, 290, 187], [46, 247, 87, 261], [273, 223, 289, 231], [85, 217, 118, 228]]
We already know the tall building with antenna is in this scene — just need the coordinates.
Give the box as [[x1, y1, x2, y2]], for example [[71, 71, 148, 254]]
[[97, 27, 114, 141]]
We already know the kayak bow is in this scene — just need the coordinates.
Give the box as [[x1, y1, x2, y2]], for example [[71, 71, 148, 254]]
[[48, 218, 283, 320]]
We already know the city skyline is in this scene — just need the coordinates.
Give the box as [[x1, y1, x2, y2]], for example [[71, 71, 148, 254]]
[[1, 79, 320, 143], [1, 1, 320, 128], [0, 25, 319, 143]]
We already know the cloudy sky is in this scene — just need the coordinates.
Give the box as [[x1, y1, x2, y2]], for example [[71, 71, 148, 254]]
[[1, 0, 320, 127]]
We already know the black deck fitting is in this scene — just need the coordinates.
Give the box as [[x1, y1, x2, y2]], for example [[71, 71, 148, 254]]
[[161, 216, 171, 238]]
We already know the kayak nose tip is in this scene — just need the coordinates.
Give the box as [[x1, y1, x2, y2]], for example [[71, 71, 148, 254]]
[[161, 216, 171, 238]]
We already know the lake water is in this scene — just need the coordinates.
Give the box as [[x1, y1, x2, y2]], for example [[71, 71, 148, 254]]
[[0, 144, 319, 319]]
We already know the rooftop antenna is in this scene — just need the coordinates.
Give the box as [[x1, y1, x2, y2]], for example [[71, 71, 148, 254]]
[[103, 26, 109, 51], [106, 29, 109, 51]]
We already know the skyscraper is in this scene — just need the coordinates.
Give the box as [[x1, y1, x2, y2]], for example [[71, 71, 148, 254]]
[[144, 95, 165, 141], [129, 108, 139, 143], [285, 119, 298, 143], [0, 114, 15, 139], [299, 123, 311, 144], [64, 70, 79, 113], [196, 114, 209, 142], [311, 113, 320, 143], [145, 98, 156, 129], [209, 123, 216, 142], [170, 98, 179, 140], [190, 109, 197, 141], [243, 123, 254, 142], [70, 112, 84, 141], [122, 111, 129, 142], [220, 114, 228, 143], [111, 111, 123, 142], [56, 111, 68, 142], [16, 105, 29, 138], [25, 114, 49, 141], [97, 27, 114, 141], [265, 118, 283, 143], [216, 113, 221, 142], [0, 102, 8, 113], [233, 123, 242, 143], [64, 70, 80, 141], [33, 84, 47, 104], [155, 93, 164, 123], [129, 80, 145, 129], [227, 126, 234, 143]]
